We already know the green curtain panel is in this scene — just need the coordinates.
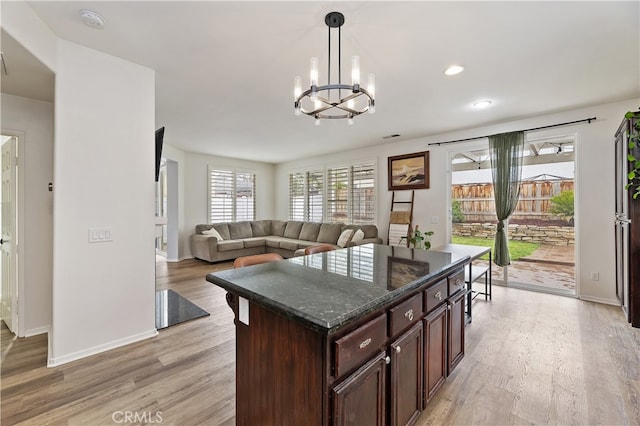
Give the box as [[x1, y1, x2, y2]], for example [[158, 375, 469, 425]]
[[489, 131, 524, 266]]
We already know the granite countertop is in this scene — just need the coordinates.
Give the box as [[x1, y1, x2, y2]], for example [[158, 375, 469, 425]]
[[206, 243, 469, 334]]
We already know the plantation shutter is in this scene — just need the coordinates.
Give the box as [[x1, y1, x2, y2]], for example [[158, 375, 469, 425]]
[[351, 162, 376, 224], [327, 166, 349, 223], [209, 168, 256, 223], [235, 172, 255, 221], [209, 169, 234, 223], [289, 172, 305, 221], [308, 170, 324, 222]]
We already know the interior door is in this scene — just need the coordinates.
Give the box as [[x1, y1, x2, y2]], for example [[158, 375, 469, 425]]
[[1, 135, 17, 333]]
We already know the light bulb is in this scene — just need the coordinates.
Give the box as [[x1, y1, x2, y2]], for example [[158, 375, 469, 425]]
[[368, 100, 375, 114], [367, 74, 375, 98], [310, 57, 318, 87], [294, 76, 301, 100], [351, 56, 360, 85], [294, 106, 301, 116], [348, 116, 354, 126], [315, 118, 321, 126]]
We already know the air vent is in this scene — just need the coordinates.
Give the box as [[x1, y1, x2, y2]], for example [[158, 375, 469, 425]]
[[382, 134, 401, 140]]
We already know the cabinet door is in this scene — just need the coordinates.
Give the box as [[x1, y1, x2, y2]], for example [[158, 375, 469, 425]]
[[423, 304, 447, 406], [390, 322, 423, 426], [332, 351, 387, 426], [447, 290, 465, 375]]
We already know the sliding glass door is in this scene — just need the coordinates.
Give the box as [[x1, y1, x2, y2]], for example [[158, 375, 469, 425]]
[[450, 136, 576, 296]]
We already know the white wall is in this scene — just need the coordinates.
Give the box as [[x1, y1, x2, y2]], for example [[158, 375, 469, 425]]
[[4, 3, 158, 366], [183, 152, 276, 258], [1, 93, 53, 337], [276, 98, 640, 304], [50, 39, 157, 365]]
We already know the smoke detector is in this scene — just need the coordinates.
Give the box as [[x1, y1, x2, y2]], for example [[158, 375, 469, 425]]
[[80, 10, 105, 29]]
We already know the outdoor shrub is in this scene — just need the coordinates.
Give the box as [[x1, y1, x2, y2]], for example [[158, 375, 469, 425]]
[[549, 190, 574, 224], [452, 199, 465, 223]]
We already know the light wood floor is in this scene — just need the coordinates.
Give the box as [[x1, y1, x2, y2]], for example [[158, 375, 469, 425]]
[[2, 258, 639, 425]]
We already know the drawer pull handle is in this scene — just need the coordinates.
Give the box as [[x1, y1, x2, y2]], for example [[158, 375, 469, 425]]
[[456, 279, 462, 286], [359, 338, 372, 349], [404, 309, 414, 321], [385, 356, 391, 364], [395, 345, 402, 353], [435, 291, 443, 301]]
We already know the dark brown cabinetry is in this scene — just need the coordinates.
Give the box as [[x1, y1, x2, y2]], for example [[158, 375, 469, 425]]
[[330, 269, 467, 426], [615, 112, 640, 328], [332, 351, 388, 426], [390, 322, 423, 426], [423, 304, 447, 404], [213, 250, 469, 426]]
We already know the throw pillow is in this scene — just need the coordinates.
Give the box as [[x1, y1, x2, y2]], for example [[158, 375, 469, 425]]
[[351, 229, 365, 243], [337, 229, 354, 248], [202, 228, 224, 240]]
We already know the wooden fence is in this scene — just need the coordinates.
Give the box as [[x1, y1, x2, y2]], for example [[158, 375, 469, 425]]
[[452, 178, 574, 222]]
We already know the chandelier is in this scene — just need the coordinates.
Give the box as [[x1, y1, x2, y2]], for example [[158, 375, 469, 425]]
[[294, 12, 375, 125]]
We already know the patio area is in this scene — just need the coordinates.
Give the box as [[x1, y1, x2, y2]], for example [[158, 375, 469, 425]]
[[472, 244, 575, 293]]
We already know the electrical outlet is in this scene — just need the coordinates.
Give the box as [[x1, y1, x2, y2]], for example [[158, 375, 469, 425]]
[[89, 228, 113, 243], [591, 272, 599, 281]]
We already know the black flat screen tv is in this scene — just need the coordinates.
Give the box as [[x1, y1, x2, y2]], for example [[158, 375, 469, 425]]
[[155, 126, 165, 182]]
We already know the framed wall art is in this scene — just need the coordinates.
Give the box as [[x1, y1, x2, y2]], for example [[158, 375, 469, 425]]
[[388, 151, 429, 190]]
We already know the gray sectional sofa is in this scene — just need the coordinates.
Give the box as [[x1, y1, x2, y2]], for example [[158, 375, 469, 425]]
[[190, 220, 382, 263]]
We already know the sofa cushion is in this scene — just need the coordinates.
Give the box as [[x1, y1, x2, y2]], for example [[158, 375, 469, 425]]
[[317, 223, 343, 244], [202, 228, 224, 240], [213, 223, 231, 240], [337, 229, 354, 248], [284, 221, 305, 239], [271, 220, 287, 237], [299, 222, 321, 242], [342, 224, 378, 239], [265, 236, 287, 248], [228, 221, 253, 239], [280, 240, 300, 251], [217, 240, 244, 252], [243, 237, 266, 248], [351, 229, 365, 243], [251, 220, 271, 237]]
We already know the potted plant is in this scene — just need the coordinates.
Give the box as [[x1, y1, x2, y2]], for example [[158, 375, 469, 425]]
[[409, 225, 434, 249]]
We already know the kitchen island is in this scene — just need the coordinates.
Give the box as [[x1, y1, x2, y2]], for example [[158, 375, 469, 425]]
[[206, 243, 469, 426]]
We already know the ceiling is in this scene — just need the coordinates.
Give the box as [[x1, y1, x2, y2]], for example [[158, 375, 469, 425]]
[[3, 1, 639, 163]]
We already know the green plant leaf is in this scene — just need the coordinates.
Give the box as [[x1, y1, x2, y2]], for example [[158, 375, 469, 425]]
[[635, 161, 640, 169], [629, 171, 636, 180], [630, 141, 637, 149], [625, 111, 635, 119], [628, 154, 637, 162], [625, 183, 631, 190]]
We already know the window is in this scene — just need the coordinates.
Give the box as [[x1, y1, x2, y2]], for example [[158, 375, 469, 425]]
[[289, 160, 376, 224], [288, 170, 324, 221], [328, 161, 376, 224], [208, 167, 255, 223]]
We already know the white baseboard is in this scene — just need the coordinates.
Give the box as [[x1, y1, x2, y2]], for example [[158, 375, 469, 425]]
[[24, 325, 50, 337], [578, 295, 621, 306], [47, 328, 158, 367]]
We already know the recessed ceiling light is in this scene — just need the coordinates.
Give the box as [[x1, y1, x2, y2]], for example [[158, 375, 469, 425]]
[[473, 100, 492, 109], [80, 10, 105, 30], [444, 65, 464, 76]]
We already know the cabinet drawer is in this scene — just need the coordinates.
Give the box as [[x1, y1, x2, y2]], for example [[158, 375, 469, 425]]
[[448, 269, 465, 296], [334, 314, 387, 378], [425, 279, 447, 313], [389, 293, 423, 338]]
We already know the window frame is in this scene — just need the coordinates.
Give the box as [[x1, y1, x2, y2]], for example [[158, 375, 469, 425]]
[[207, 166, 256, 223]]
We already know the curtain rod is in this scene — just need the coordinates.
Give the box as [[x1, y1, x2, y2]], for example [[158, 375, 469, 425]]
[[427, 116, 597, 146]]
